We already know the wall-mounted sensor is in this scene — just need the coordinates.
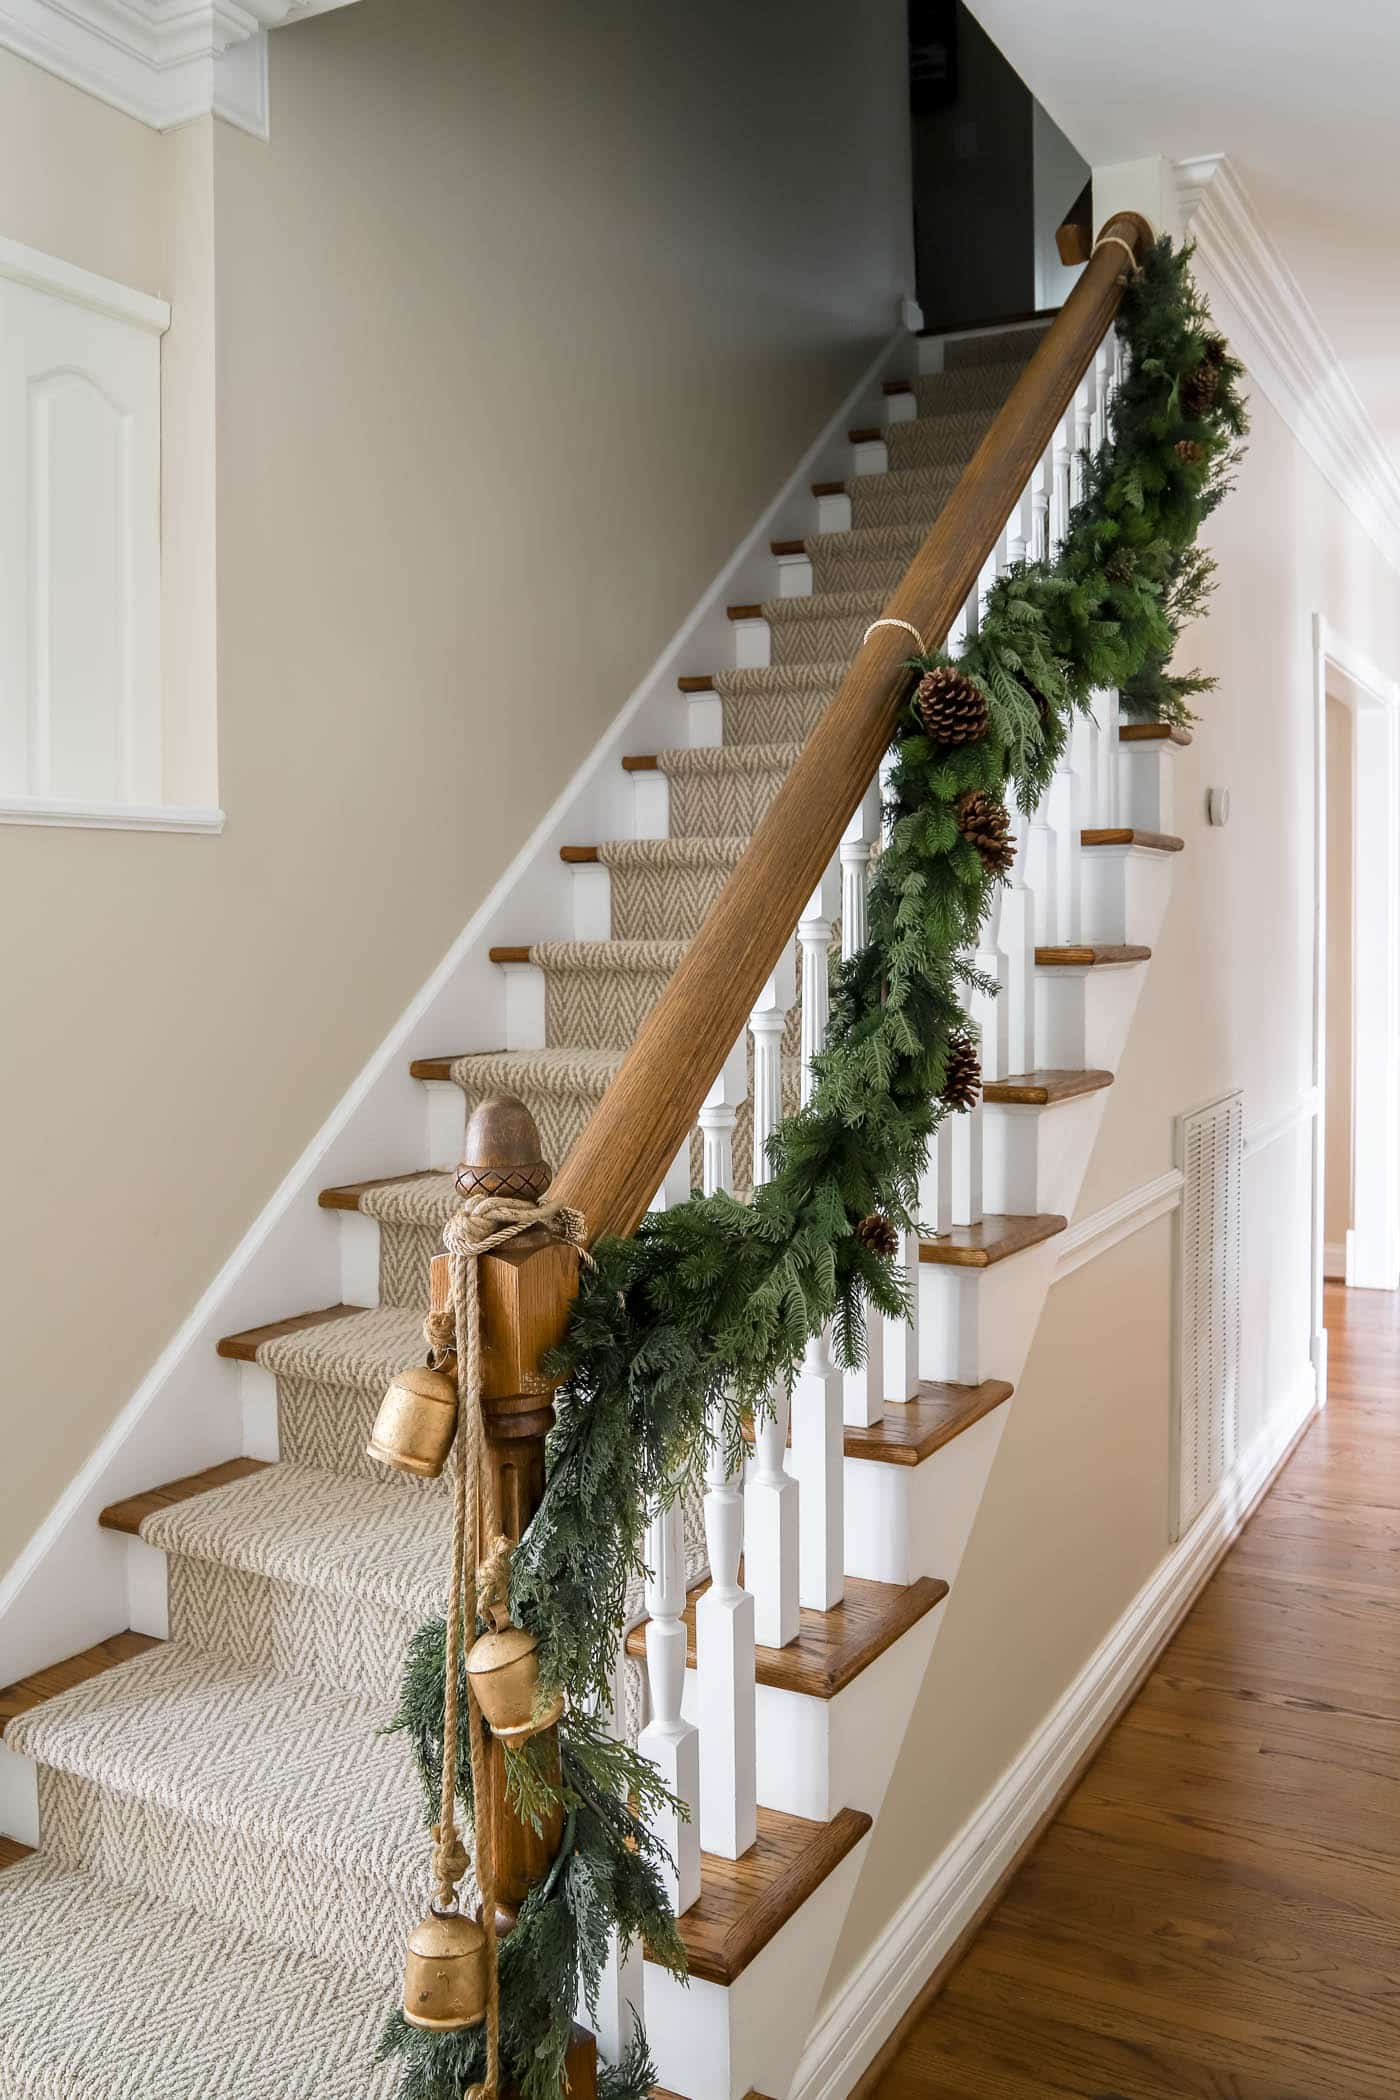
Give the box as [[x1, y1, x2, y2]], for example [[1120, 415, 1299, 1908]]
[[1207, 787, 1231, 827]]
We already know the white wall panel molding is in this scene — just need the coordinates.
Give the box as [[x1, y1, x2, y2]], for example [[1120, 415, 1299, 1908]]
[[1175, 154, 1400, 578], [0, 0, 361, 137], [0, 795, 223, 832], [1054, 1169, 1183, 1283], [0, 234, 170, 333]]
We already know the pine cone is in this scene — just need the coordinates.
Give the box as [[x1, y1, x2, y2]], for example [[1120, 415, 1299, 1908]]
[[940, 1030, 982, 1111], [955, 787, 1017, 876], [1180, 362, 1219, 418], [1174, 438, 1207, 466], [1104, 548, 1137, 585], [913, 665, 988, 748], [1201, 333, 1228, 370], [854, 1213, 900, 1259]]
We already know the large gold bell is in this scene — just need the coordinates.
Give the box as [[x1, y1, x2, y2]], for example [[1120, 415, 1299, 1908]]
[[465, 1617, 564, 1743], [402, 1907, 487, 2031], [367, 1362, 459, 1479]]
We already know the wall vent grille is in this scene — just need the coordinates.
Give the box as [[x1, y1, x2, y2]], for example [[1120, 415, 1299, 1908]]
[[1172, 1089, 1243, 1539]]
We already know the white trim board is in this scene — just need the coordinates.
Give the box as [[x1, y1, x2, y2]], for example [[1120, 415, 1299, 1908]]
[[790, 1356, 1320, 2100], [1175, 155, 1400, 581], [0, 797, 225, 834], [0, 232, 169, 334], [0, 327, 910, 1690], [0, 0, 360, 138]]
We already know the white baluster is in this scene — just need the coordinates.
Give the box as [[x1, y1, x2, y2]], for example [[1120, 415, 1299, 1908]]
[[874, 754, 923, 1405], [636, 1504, 701, 1915], [587, 1647, 646, 2060], [993, 494, 1040, 1079], [792, 867, 844, 1610], [948, 1020, 984, 1226], [695, 1078, 758, 1860], [842, 783, 887, 1428], [745, 958, 800, 1648]]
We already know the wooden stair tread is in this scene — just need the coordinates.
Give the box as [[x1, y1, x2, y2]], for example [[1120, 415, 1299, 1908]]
[[676, 675, 715, 693], [983, 1068, 1113, 1107], [917, 306, 1056, 339], [650, 1803, 872, 1984], [811, 479, 845, 497], [410, 1055, 461, 1082], [0, 1836, 35, 1870], [488, 945, 532, 964], [216, 1303, 365, 1362], [726, 603, 764, 621], [627, 1572, 947, 1698], [99, 1458, 272, 1537], [1035, 943, 1151, 967], [560, 844, 601, 863], [621, 753, 660, 771], [771, 537, 807, 557], [847, 425, 882, 444], [919, 1213, 1066, 1266], [1, 1632, 162, 1741], [318, 1168, 440, 1211], [1081, 826, 1184, 852], [1119, 721, 1192, 745], [844, 1380, 1013, 1465]]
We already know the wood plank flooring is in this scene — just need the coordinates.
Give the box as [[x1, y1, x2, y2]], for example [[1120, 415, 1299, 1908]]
[[874, 1282, 1400, 2100]]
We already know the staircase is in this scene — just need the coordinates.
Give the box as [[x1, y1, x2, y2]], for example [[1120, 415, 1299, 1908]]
[[0, 228, 1185, 2100]]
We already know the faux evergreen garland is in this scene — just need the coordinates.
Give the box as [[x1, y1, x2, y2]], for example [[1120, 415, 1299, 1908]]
[[383, 238, 1246, 2100]]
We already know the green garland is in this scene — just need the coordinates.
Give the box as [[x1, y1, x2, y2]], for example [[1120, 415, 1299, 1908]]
[[381, 238, 1246, 2100]]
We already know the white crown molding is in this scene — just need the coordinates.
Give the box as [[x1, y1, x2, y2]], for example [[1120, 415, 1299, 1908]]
[[1176, 153, 1400, 579], [0, 0, 360, 137], [0, 229, 170, 331], [789, 1359, 1320, 2100]]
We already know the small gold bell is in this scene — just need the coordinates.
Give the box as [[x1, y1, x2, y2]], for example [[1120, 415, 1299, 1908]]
[[402, 1907, 487, 2031], [367, 1362, 459, 1479], [465, 1612, 564, 1744]]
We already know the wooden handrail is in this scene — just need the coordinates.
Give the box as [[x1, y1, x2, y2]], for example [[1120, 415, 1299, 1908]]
[[552, 212, 1153, 1246]]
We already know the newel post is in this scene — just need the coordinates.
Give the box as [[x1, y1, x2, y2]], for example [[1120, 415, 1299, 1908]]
[[430, 1094, 597, 2100]]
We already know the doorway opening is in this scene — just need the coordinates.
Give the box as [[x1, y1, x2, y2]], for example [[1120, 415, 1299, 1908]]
[[907, 1, 1090, 334]]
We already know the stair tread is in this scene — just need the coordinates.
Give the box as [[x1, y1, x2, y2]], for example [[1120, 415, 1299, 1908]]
[[1081, 826, 1184, 852], [0, 1836, 34, 1868], [1119, 721, 1193, 745], [0, 1856, 397, 2096], [628, 741, 805, 775], [627, 1571, 947, 1698], [845, 1379, 1014, 1465], [100, 1458, 273, 1536], [319, 1167, 442, 1211], [489, 938, 689, 969], [560, 836, 749, 869], [1, 1631, 161, 1741], [983, 1068, 1114, 1107], [1035, 943, 1152, 967], [655, 1803, 872, 1985], [919, 1213, 1067, 1266], [412, 1045, 625, 1089], [217, 1302, 367, 1362], [4, 1639, 424, 1877], [134, 1459, 449, 1620]]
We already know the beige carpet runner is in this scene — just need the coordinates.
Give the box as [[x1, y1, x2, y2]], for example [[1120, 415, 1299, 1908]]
[[0, 330, 1041, 2097]]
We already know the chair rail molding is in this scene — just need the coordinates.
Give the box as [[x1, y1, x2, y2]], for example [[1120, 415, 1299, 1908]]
[[1175, 153, 1400, 578], [0, 0, 362, 137]]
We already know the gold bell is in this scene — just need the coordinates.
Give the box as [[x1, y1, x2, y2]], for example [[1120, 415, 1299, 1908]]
[[367, 1362, 459, 1479], [465, 1613, 564, 1744], [402, 1906, 487, 2031]]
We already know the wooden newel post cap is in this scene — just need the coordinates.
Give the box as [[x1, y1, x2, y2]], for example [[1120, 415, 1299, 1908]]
[[456, 1095, 552, 1202]]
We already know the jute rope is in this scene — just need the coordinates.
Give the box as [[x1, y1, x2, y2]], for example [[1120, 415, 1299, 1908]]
[[863, 616, 927, 653], [1091, 233, 1143, 279], [432, 1191, 587, 2100]]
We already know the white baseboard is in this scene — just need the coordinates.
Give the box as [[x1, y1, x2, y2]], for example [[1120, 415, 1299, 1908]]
[[790, 1359, 1320, 2100], [1323, 1238, 1349, 1281], [0, 326, 908, 1690]]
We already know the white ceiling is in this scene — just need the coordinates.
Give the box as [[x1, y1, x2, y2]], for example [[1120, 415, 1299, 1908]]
[[967, 0, 1400, 464]]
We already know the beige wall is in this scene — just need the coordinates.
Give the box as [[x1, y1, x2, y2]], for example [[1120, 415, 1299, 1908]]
[[0, 0, 910, 1576], [1324, 695, 1354, 1262], [827, 377, 1400, 1993]]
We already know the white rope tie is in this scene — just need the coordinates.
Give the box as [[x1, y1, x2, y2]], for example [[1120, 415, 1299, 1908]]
[[862, 617, 927, 654], [1092, 234, 1142, 277]]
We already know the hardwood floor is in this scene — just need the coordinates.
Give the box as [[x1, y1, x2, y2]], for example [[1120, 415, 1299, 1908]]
[[874, 1282, 1400, 2100]]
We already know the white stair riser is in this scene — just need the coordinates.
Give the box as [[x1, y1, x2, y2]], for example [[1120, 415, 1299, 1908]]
[[336, 1208, 381, 1309], [239, 1361, 280, 1463], [681, 1605, 942, 1826], [1119, 742, 1182, 832], [1080, 847, 1176, 947], [644, 1843, 867, 2100], [843, 1402, 1009, 1588], [917, 1245, 1060, 1385], [424, 1076, 465, 1168], [851, 437, 888, 476], [500, 959, 547, 1050], [1036, 961, 1147, 1070], [815, 488, 852, 533], [983, 1093, 1109, 1218], [126, 1538, 169, 1641], [731, 616, 771, 669], [685, 691, 725, 748], [630, 766, 670, 837], [776, 551, 814, 598], [0, 1743, 39, 1848], [570, 860, 612, 940]]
